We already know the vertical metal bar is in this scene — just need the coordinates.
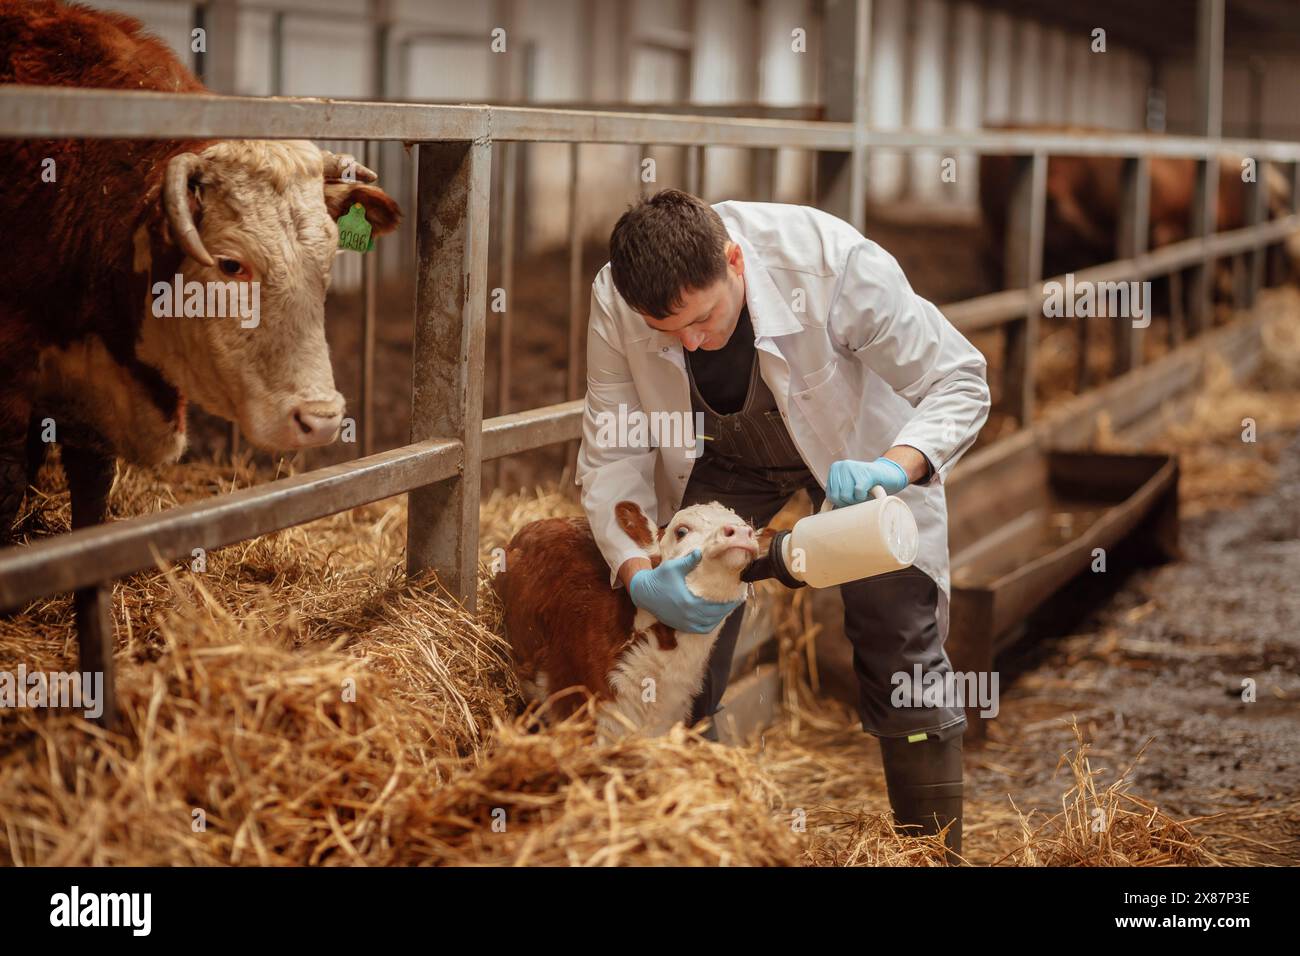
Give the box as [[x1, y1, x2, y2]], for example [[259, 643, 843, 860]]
[[361, 139, 378, 458], [849, 0, 871, 233], [407, 141, 492, 608], [693, 145, 707, 198], [752, 148, 777, 201], [1000, 152, 1046, 427], [685, 144, 701, 194], [1194, 0, 1225, 140], [1185, 0, 1223, 340], [1114, 154, 1150, 376], [74, 584, 116, 728], [638, 144, 651, 197], [192, 4, 207, 81], [567, 142, 584, 408], [270, 9, 285, 95], [497, 140, 518, 420], [1168, 265, 1186, 349], [1244, 159, 1267, 308], [815, 0, 871, 231], [1187, 155, 1219, 336], [360, 11, 390, 460]]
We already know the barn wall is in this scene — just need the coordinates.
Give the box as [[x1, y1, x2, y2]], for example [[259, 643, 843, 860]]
[[1162, 53, 1300, 141], [71, 0, 1296, 251]]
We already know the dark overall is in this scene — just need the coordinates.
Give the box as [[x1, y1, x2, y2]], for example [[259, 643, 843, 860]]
[[678, 308, 966, 858]]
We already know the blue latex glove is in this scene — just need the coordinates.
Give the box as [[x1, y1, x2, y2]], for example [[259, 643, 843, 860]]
[[826, 457, 909, 508], [628, 549, 743, 634]]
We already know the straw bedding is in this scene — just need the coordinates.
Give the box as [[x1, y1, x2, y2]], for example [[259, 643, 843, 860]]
[[2, 295, 1298, 866]]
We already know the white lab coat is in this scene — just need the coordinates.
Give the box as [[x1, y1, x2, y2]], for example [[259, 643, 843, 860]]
[[576, 201, 991, 640]]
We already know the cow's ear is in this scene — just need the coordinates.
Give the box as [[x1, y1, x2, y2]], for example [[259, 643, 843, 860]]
[[614, 500, 656, 549], [324, 183, 401, 235]]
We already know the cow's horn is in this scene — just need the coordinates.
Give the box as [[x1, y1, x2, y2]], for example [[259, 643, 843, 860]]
[[321, 149, 378, 184], [164, 152, 214, 267]]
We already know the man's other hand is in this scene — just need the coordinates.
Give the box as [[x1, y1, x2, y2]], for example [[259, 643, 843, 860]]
[[827, 457, 909, 508]]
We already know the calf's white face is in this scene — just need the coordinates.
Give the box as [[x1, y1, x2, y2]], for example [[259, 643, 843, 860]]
[[139, 140, 400, 451], [618, 500, 759, 604]]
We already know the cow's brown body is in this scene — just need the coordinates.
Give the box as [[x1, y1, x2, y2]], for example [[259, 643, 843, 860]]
[[0, 1, 219, 535]]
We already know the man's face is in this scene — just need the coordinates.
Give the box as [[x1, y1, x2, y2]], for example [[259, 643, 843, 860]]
[[642, 241, 747, 352]]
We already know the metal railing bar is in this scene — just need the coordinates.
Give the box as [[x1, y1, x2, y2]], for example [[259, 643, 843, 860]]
[[482, 400, 583, 461], [942, 216, 1299, 333], [7, 87, 1300, 160], [0, 399, 589, 611], [0, 437, 462, 611]]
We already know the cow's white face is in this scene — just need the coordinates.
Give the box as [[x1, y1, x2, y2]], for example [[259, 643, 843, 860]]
[[139, 140, 399, 451]]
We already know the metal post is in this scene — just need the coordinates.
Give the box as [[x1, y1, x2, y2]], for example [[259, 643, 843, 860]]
[[361, 139, 378, 458], [566, 142, 584, 470], [1000, 152, 1046, 427], [407, 141, 492, 607], [1187, 156, 1219, 335], [752, 148, 777, 201], [1244, 159, 1267, 308], [497, 140, 518, 420], [74, 584, 116, 728], [1194, 0, 1224, 142], [1186, 0, 1223, 337], [360, 7, 391, 459], [815, 0, 871, 232], [1114, 155, 1150, 376]]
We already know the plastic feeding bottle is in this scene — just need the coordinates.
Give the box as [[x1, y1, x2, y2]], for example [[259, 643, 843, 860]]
[[743, 487, 919, 588]]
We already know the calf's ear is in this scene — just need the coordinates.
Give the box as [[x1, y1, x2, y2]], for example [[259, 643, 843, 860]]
[[324, 183, 402, 235], [614, 500, 656, 549]]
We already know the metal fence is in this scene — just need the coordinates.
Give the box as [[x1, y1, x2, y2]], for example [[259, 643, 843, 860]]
[[1, 84, 1299, 726]]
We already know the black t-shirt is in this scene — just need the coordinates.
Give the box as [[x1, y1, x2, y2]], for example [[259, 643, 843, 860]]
[[687, 305, 755, 415]]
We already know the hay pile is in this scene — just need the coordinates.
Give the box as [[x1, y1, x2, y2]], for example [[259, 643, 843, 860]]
[[1, 461, 811, 866]]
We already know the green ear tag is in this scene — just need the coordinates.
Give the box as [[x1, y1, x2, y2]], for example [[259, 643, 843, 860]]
[[337, 202, 374, 253]]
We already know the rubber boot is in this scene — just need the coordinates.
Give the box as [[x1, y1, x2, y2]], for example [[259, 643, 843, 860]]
[[878, 730, 964, 864]]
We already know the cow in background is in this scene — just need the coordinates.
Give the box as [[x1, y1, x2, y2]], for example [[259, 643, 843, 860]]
[[0, 0, 401, 541], [978, 125, 1297, 290]]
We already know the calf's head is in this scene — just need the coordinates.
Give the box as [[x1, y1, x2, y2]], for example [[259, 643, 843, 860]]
[[140, 140, 400, 450], [616, 500, 759, 604]]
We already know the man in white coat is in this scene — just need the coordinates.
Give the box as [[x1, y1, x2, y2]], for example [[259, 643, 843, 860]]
[[576, 189, 991, 860]]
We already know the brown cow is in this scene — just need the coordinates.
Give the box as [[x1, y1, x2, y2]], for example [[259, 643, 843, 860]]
[[978, 124, 1296, 286], [0, 0, 401, 541]]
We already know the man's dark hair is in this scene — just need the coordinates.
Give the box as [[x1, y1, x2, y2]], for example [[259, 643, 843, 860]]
[[608, 189, 730, 319]]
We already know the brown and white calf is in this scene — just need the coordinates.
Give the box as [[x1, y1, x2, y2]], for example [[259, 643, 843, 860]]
[[0, 0, 400, 540], [495, 501, 759, 741]]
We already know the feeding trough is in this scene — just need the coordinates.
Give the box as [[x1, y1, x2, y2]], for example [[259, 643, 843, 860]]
[[945, 448, 1181, 680]]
